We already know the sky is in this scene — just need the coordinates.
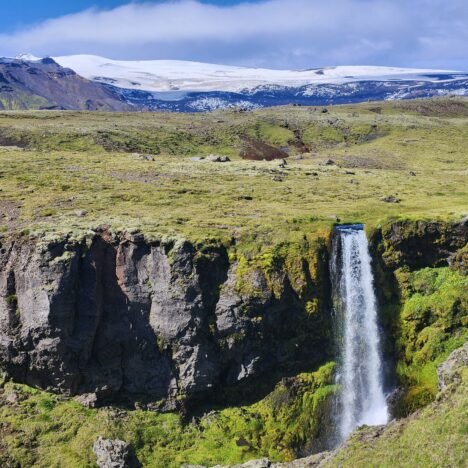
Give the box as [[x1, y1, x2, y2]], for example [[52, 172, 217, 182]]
[[0, 0, 467, 70]]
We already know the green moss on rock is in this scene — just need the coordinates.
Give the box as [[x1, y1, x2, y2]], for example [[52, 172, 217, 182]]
[[394, 267, 467, 415]]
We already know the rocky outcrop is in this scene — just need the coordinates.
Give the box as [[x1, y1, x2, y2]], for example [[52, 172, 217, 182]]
[[371, 218, 468, 271], [213, 451, 333, 467], [93, 437, 140, 468], [437, 342, 468, 392], [0, 57, 132, 111], [0, 229, 330, 407]]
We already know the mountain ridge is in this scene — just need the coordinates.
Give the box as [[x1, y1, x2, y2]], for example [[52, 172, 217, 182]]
[[0, 56, 132, 111], [52, 54, 463, 93], [1, 54, 467, 111]]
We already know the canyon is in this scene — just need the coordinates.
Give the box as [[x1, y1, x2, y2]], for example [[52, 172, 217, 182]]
[[0, 99, 466, 466]]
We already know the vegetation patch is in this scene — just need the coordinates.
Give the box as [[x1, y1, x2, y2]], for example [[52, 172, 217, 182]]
[[327, 365, 467, 468], [0, 363, 336, 467], [392, 267, 467, 414]]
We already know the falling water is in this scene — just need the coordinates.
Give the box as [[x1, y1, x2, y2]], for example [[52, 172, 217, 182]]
[[331, 224, 388, 442]]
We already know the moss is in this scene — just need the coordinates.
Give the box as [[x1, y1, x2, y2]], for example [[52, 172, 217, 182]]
[[302, 123, 345, 146], [393, 267, 467, 415], [246, 120, 295, 147], [40, 207, 58, 217], [49, 250, 74, 266], [235, 235, 327, 301], [0, 363, 336, 467], [1, 98, 466, 243], [5, 294, 17, 308], [451, 244, 468, 275]]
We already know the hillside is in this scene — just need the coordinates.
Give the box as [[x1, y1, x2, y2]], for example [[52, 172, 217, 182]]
[[0, 57, 131, 111], [0, 98, 467, 243]]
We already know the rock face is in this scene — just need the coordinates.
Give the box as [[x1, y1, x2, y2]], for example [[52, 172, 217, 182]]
[[369, 218, 467, 386], [371, 219, 468, 271], [0, 229, 330, 407], [93, 437, 140, 468]]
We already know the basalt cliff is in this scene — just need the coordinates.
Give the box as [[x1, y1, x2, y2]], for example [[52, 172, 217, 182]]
[[0, 219, 465, 412], [0, 228, 332, 410]]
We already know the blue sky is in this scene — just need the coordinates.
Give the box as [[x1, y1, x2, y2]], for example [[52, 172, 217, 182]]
[[0, 0, 467, 70]]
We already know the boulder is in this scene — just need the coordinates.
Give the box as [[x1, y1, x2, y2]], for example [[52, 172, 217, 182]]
[[380, 196, 401, 203], [437, 342, 468, 392], [206, 154, 231, 162], [93, 437, 140, 468], [75, 392, 99, 408], [131, 153, 155, 161]]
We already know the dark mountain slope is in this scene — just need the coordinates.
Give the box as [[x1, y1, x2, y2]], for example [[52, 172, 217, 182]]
[[0, 58, 132, 111]]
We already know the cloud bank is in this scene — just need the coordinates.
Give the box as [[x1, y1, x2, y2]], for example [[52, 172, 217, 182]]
[[1, 0, 467, 69]]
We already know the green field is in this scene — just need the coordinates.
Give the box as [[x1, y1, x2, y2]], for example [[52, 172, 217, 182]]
[[1, 98, 467, 254]]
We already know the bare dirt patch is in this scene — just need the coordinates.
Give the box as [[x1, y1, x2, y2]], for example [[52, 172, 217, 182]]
[[240, 137, 289, 161], [0, 200, 20, 230]]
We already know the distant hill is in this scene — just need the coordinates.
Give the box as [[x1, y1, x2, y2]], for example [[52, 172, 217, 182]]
[[0, 57, 131, 111]]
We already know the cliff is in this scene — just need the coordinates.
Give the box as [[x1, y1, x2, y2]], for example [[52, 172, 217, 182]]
[[0, 218, 466, 467], [0, 228, 331, 409], [1, 219, 465, 409]]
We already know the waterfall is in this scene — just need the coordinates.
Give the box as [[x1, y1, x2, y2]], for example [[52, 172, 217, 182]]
[[331, 224, 388, 442]]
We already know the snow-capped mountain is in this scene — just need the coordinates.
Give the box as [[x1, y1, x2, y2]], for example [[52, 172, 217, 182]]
[[50, 55, 468, 111], [53, 54, 460, 93], [4, 54, 468, 112]]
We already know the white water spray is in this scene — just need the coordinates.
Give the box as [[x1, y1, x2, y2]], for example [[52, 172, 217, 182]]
[[331, 225, 388, 441]]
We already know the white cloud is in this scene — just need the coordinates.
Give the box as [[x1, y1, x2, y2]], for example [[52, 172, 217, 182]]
[[1, 0, 467, 69]]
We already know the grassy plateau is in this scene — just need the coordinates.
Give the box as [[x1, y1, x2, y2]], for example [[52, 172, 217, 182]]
[[0, 98, 466, 252]]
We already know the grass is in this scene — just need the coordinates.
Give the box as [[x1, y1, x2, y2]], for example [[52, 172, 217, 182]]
[[327, 366, 468, 468], [0, 363, 336, 467], [393, 267, 467, 414], [0, 98, 466, 257]]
